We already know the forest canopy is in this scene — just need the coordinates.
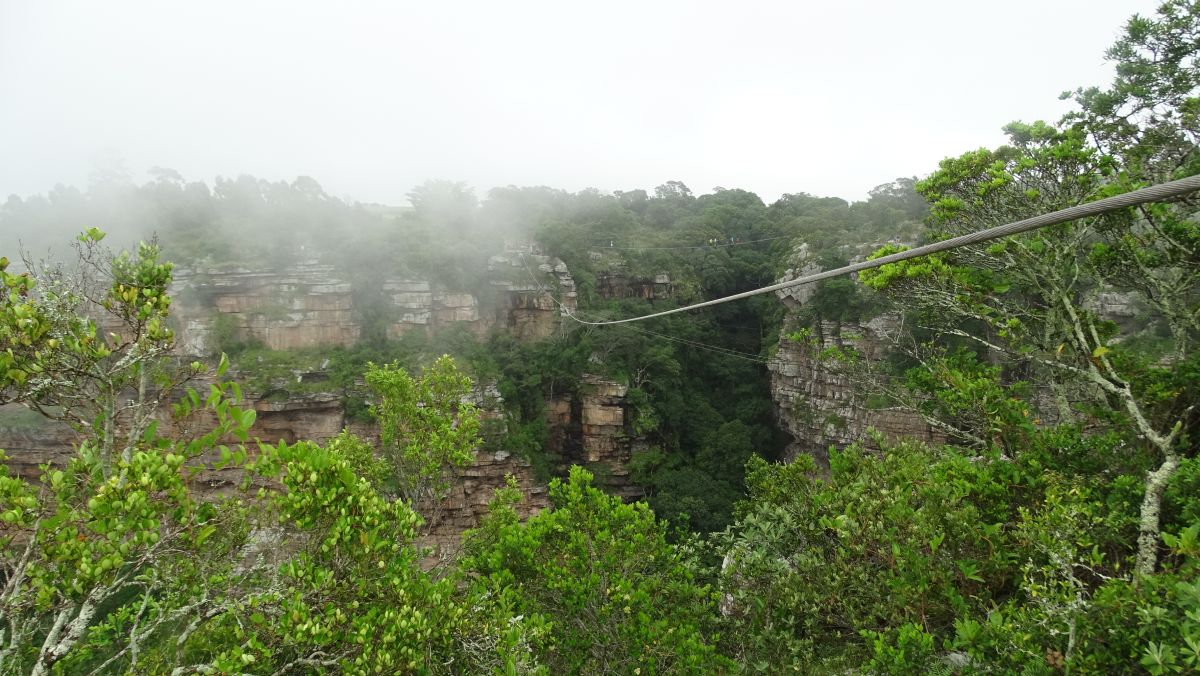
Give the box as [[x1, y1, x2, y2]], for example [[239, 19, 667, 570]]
[[0, 2, 1199, 673]]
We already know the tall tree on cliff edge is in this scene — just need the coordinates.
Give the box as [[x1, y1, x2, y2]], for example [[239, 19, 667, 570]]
[[715, 9, 1200, 671], [859, 0, 1199, 575]]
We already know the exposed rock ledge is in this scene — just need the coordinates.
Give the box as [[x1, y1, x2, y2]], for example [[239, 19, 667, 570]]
[[768, 242, 946, 467]]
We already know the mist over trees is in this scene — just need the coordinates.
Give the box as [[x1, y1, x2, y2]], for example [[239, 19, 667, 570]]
[[1, 1, 1199, 673]]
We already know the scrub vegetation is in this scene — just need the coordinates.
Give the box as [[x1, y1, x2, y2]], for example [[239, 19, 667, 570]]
[[1, 4, 1199, 672]]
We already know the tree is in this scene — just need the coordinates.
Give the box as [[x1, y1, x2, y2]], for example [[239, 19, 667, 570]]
[[653, 180, 694, 202], [406, 180, 478, 235], [463, 467, 727, 673], [2, 230, 177, 476], [0, 233, 527, 673], [364, 356, 480, 511], [0, 230, 260, 673], [857, 2, 1200, 575], [718, 441, 1017, 671], [1063, 0, 1200, 182]]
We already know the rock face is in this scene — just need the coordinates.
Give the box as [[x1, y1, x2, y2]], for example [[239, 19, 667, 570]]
[[251, 391, 347, 445], [487, 250, 577, 341], [172, 261, 360, 354], [384, 280, 489, 338], [545, 375, 644, 500], [595, 271, 673, 300], [769, 317, 947, 467], [584, 248, 673, 301], [1089, 290, 1144, 335], [421, 448, 550, 560], [768, 243, 946, 467], [0, 406, 80, 479], [773, 242, 822, 307], [767, 242, 1157, 467], [172, 244, 579, 354], [0, 383, 549, 546], [383, 248, 579, 341], [0, 243, 591, 549]]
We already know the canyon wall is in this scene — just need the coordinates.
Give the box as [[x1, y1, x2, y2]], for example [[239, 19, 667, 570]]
[[0, 380, 550, 550], [172, 261, 360, 354], [0, 242, 627, 547], [545, 374, 645, 501], [768, 316, 947, 467], [766, 243, 1149, 467], [768, 243, 946, 467], [486, 249, 578, 341], [171, 244, 578, 356]]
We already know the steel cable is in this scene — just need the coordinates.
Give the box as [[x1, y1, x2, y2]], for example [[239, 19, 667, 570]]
[[564, 175, 1200, 325]]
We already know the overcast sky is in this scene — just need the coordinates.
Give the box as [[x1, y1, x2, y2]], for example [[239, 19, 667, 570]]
[[0, 0, 1159, 206]]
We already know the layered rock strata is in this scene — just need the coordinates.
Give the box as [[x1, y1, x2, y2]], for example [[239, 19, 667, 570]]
[[384, 280, 488, 338], [769, 242, 946, 467], [487, 251, 577, 340], [0, 243, 601, 549], [545, 374, 644, 500], [172, 261, 360, 354], [0, 382, 549, 545], [595, 271, 673, 300], [172, 244, 578, 355], [769, 317, 947, 467]]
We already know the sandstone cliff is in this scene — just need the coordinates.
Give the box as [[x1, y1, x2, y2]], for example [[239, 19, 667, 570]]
[[546, 374, 645, 501], [172, 261, 360, 354], [0, 243, 595, 546], [486, 249, 578, 340], [0, 382, 549, 546], [768, 316, 947, 467], [768, 243, 946, 467], [171, 243, 578, 355]]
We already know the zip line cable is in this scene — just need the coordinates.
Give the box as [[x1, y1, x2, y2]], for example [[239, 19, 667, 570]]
[[517, 255, 768, 363], [586, 234, 794, 251], [622, 325, 769, 363], [563, 175, 1200, 326]]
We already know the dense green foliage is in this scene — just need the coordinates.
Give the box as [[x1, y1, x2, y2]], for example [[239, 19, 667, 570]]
[[464, 467, 726, 673], [0, 3, 1198, 673], [365, 356, 479, 507], [77, 171, 917, 532], [721, 430, 1200, 672], [739, 2, 1200, 670]]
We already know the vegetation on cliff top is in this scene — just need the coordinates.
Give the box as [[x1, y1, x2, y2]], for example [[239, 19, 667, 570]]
[[0, 2, 1198, 672]]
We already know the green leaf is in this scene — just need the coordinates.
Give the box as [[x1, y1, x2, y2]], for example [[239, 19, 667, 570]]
[[142, 420, 159, 444], [195, 524, 216, 547]]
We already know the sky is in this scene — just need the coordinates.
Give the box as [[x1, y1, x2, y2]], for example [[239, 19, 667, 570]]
[[0, 0, 1161, 206]]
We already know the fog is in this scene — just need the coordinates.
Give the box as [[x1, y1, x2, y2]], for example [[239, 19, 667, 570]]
[[0, 0, 1156, 213]]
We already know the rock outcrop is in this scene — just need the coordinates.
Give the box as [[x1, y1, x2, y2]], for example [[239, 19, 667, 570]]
[[768, 242, 946, 467], [773, 242, 822, 307], [384, 280, 489, 338], [769, 316, 947, 467], [487, 250, 577, 340], [0, 382, 549, 546], [172, 261, 360, 354], [421, 448, 550, 559], [595, 271, 673, 300], [545, 375, 644, 500], [0, 406, 80, 478], [0, 243, 597, 549], [172, 243, 579, 355]]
